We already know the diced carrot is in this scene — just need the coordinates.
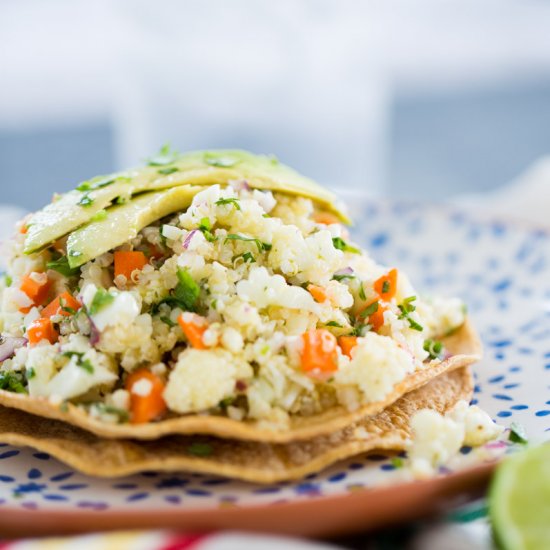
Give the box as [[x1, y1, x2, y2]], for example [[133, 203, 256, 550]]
[[27, 318, 59, 345], [19, 224, 28, 234], [20, 273, 51, 309], [41, 292, 82, 319], [357, 299, 387, 332], [374, 268, 398, 301], [307, 284, 328, 303], [338, 335, 358, 359], [125, 368, 167, 424], [178, 313, 208, 349], [313, 211, 340, 225], [300, 329, 338, 379], [114, 251, 149, 280]]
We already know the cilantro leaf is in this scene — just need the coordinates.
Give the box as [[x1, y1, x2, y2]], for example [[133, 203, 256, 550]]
[[147, 144, 179, 166], [78, 194, 94, 207], [46, 256, 80, 277], [332, 273, 355, 282], [158, 167, 179, 175], [89, 288, 115, 315], [215, 198, 241, 211], [398, 296, 424, 331], [423, 339, 443, 360], [198, 217, 216, 242], [509, 422, 528, 445], [204, 153, 238, 168], [76, 177, 115, 192], [225, 234, 272, 253], [332, 237, 360, 254], [173, 269, 200, 312], [0, 371, 27, 393], [359, 300, 379, 319]]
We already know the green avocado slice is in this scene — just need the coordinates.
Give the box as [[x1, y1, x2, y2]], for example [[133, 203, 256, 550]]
[[66, 185, 201, 268], [25, 149, 349, 255]]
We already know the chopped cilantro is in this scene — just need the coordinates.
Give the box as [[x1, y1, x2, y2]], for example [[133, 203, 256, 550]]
[[359, 300, 379, 319], [219, 396, 235, 409], [358, 284, 367, 301], [398, 296, 423, 331], [233, 251, 256, 264], [332, 237, 360, 254], [325, 321, 343, 328], [158, 167, 179, 175], [173, 268, 200, 311], [0, 371, 27, 394], [225, 234, 272, 253], [46, 256, 80, 277], [204, 153, 238, 168], [391, 457, 404, 468], [78, 194, 94, 207], [198, 217, 216, 242], [58, 296, 77, 316], [62, 351, 94, 374], [76, 177, 115, 192], [95, 403, 129, 423], [509, 422, 528, 445], [26, 367, 36, 380], [90, 209, 107, 222], [332, 273, 355, 282], [160, 316, 176, 327], [147, 144, 180, 166], [382, 280, 390, 294], [423, 339, 443, 360], [187, 442, 213, 457], [351, 323, 371, 336], [115, 196, 128, 205], [153, 269, 200, 313], [4, 274, 13, 287], [89, 288, 115, 315], [215, 197, 241, 211]]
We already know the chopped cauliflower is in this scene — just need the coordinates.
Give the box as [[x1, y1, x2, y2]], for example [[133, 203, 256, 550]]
[[334, 332, 416, 407], [164, 348, 252, 413], [408, 400, 503, 478]]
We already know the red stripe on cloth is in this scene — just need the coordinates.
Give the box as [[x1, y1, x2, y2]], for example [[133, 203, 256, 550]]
[[159, 533, 209, 550]]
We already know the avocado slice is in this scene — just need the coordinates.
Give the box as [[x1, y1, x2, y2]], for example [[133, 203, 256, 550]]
[[66, 185, 200, 268], [25, 149, 349, 255]]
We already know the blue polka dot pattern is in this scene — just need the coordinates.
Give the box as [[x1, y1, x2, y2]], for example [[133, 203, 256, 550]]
[[0, 201, 547, 512]]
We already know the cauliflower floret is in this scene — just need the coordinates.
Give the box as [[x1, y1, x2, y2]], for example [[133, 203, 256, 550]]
[[164, 348, 252, 414], [408, 409, 465, 479], [334, 332, 415, 407], [26, 334, 117, 402], [418, 296, 466, 338], [408, 401, 504, 478], [449, 400, 504, 446], [236, 266, 319, 314], [81, 284, 141, 331]]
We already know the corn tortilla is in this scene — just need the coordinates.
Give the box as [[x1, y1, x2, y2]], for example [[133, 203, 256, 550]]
[[0, 367, 473, 483]]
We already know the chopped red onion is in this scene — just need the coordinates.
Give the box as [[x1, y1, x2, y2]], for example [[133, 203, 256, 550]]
[[334, 267, 354, 277], [0, 336, 27, 362], [229, 179, 251, 192], [88, 316, 101, 346], [183, 229, 198, 249]]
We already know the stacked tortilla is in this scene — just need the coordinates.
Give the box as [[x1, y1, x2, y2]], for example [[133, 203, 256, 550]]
[[0, 150, 481, 482]]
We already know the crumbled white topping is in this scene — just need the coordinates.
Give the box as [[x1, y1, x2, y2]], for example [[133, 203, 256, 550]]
[[334, 332, 415, 408], [131, 378, 153, 397], [408, 400, 504, 478]]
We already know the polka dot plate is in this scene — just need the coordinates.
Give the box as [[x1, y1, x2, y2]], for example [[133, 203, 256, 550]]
[[0, 199, 548, 537]]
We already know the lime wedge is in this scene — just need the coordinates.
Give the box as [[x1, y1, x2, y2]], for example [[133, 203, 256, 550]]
[[489, 444, 550, 550]]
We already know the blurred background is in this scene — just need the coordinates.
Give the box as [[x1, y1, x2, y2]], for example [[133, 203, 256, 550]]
[[1, 0, 550, 212]]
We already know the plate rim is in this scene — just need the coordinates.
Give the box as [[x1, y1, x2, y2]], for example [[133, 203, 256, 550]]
[[0, 461, 496, 538]]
